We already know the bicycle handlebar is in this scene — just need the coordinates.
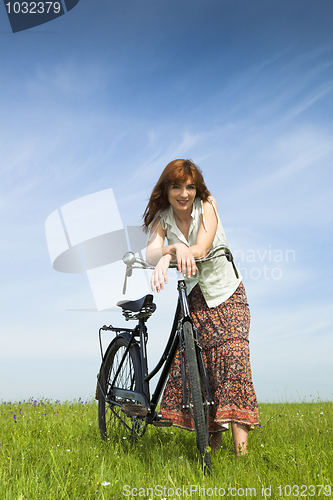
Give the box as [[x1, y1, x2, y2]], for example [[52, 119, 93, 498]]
[[123, 244, 232, 268], [122, 245, 238, 294]]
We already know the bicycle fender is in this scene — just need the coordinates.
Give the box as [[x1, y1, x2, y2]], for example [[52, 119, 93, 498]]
[[105, 331, 138, 362], [95, 332, 139, 400]]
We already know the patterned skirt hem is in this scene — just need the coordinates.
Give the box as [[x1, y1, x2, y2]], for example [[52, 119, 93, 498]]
[[161, 406, 259, 432], [160, 282, 259, 432]]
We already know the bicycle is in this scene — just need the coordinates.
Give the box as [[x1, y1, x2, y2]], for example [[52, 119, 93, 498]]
[[96, 244, 239, 473]]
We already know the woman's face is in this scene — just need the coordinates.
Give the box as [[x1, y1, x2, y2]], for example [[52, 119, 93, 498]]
[[167, 177, 197, 213]]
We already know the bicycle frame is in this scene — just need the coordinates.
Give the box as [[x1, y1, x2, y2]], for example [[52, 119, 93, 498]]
[[98, 244, 237, 422], [98, 276, 213, 422]]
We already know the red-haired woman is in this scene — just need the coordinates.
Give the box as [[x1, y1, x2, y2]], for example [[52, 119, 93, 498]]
[[143, 159, 258, 455]]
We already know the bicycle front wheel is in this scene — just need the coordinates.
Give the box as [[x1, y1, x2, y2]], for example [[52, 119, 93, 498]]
[[183, 321, 211, 473], [98, 335, 146, 441]]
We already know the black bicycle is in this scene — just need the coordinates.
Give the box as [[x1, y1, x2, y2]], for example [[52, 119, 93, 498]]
[[96, 245, 238, 473]]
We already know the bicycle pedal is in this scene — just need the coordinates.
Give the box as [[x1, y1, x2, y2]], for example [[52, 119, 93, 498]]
[[152, 418, 173, 427], [121, 403, 148, 417]]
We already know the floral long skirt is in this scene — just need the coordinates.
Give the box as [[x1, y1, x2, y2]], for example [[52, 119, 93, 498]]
[[160, 282, 259, 431]]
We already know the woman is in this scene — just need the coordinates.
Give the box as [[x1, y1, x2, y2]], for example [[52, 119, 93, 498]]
[[143, 159, 258, 455]]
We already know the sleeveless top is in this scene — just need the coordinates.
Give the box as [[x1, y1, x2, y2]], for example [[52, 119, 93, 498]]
[[148, 197, 242, 308]]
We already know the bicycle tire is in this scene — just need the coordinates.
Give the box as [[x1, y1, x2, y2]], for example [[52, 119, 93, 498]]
[[98, 335, 146, 441], [183, 321, 212, 474]]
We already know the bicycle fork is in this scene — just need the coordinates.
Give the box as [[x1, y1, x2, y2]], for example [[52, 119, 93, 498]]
[[177, 280, 213, 410]]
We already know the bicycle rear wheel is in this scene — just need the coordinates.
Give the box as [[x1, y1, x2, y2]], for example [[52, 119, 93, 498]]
[[98, 335, 146, 441], [183, 321, 211, 474]]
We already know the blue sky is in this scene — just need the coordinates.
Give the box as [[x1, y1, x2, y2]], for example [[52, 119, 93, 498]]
[[0, 0, 332, 403]]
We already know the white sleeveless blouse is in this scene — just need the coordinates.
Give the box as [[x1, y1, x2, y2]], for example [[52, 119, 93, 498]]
[[148, 197, 242, 308]]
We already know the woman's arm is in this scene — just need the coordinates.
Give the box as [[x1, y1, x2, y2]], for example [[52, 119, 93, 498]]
[[145, 217, 178, 264], [188, 198, 218, 258], [146, 217, 193, 291], [146, 198, 218, 291]]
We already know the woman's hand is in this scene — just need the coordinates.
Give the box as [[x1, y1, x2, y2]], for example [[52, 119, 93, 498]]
[[175, 244, 197, 278], [150, 254, 172, 293]]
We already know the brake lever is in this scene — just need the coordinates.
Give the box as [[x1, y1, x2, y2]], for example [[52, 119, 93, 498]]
[[122, 251, 138, 294]]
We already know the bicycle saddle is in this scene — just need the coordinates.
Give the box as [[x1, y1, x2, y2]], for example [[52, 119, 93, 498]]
[[117, 294, 156, 313]]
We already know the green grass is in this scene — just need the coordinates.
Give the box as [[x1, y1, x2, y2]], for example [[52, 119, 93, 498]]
[[0, 398, 332, 499]]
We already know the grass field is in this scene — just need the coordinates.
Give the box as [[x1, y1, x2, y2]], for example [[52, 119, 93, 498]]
[[0, 398, 332, 499]]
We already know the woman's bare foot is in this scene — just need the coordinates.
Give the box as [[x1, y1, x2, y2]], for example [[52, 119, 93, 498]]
[[231, 422, 249, 456]]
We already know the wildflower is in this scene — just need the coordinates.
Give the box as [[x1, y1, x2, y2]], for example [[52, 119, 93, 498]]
[[102, 482, 111, 486]]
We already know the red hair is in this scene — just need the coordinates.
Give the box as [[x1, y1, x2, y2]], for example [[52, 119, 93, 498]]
[[142, 159, 211, 228]]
